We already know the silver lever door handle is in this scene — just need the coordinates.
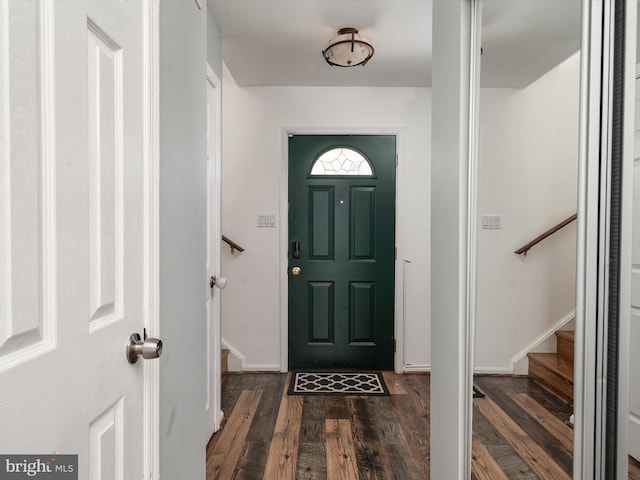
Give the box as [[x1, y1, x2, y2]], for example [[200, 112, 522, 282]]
[[126, 333, 163, 364]]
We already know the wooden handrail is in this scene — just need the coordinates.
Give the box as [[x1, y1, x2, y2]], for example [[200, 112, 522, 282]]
[[514, 213, 577, 255], [222, 235, 245, 254]]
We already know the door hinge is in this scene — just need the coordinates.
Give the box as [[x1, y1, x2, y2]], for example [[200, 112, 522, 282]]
[[395, 153, 398, 167], [393, 338, 397, 353]]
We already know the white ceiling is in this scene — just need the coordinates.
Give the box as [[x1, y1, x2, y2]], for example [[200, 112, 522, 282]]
[[209, 0, 581, 88]]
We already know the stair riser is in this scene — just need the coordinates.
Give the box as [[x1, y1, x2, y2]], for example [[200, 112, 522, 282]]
[[222, 349, 229, 379], [529, 360, 573, 404], [556, 336, 574, 363]]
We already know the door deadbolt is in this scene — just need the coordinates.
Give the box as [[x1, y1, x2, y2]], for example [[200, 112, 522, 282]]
[[291, 266, 301, 276], [127, 333, 163, 364], [291, 241, 301, 259]]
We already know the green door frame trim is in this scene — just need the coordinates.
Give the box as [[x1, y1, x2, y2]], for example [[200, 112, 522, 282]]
[[278, 127, 406, 374]]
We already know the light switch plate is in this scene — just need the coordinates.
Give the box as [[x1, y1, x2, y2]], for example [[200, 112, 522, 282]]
[[481, 215, 502, 230], [257, 213, 276, 227]]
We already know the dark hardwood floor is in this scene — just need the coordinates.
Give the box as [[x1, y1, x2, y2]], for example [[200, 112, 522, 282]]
[[206, 372, 640, 479]]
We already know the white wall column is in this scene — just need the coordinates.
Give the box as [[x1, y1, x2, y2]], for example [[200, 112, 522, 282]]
[[430, 1, 480, 478], [158, 1, 208, 478]]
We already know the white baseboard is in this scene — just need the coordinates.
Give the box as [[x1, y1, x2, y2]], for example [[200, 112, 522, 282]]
[[221, 338, 244, 372], [216, 410, 224, 430], [510, 310, 576, 375], [401, 365, 527, 375], [401, 364, 517, 375], [402, 364, 431, 372], [220, 339, 282, 372], [242, 364, 281, 372], [473, 366, 513, 375]]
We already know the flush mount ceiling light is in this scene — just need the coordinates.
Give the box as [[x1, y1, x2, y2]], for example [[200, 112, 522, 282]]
[[322, 27, 374, 67]]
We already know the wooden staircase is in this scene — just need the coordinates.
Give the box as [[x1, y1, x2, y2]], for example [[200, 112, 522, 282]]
[[527, 330, 574, 404]]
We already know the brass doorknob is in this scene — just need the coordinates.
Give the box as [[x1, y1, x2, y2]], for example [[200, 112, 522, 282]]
[[292, 266, 301, 276]]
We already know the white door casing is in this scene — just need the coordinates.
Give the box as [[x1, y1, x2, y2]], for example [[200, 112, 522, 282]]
[[630, 65, 640, 463], [206, 65, 223, 439], [0, 1, 157, 478]]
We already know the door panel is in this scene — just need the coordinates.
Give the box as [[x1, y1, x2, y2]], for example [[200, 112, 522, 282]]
[[0, 1, 149, 477], [0, 0, 54, 368], [310, 187, 335, 259], [288, 135, 395, 370], [87, 18, 122, 328], [351, 187, 375, 259], [350, 282, 375, 343], [309, 282, 335, 343]]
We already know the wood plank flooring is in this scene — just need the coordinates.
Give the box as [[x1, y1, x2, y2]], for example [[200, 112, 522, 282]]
[[206, 373, 639, 479]]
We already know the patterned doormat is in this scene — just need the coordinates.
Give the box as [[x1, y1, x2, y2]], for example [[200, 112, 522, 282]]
[[288, 371, 390, 396]]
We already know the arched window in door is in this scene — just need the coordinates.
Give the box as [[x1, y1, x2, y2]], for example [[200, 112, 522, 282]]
[[310, 147, 374, 176]]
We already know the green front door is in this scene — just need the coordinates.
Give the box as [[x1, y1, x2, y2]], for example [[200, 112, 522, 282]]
[[288, 135, 396, 370]]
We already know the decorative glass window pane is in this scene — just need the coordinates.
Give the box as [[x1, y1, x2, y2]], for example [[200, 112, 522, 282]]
[[310, 148, 373, 176]]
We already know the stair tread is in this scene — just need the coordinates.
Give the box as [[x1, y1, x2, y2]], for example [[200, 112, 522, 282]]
[[555, 330, 574, 341], [527, 352, 573, 382]]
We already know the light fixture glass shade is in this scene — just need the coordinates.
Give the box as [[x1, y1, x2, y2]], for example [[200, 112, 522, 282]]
[[322, 27, 374, 67]]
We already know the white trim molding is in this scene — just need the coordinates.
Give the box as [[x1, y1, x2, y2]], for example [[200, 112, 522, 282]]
[[510, 310, 576, 375], [402, 364, 431, 373], [221, 338, 244, 372], [243, 364, 282, 372], [206, 63, 223, 437], [473, 367, 513, 375], [142, 1, 160, 478]]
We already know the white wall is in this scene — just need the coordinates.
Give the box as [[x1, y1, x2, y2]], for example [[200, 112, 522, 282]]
[[475, 52, 580, 372], [220, 51, 580, 373], [221, 65, 432, 370], [206, 7, 222, 78]]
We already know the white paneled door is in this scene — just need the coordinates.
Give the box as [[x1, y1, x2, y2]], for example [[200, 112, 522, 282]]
[[0, 1, 155, 478]]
